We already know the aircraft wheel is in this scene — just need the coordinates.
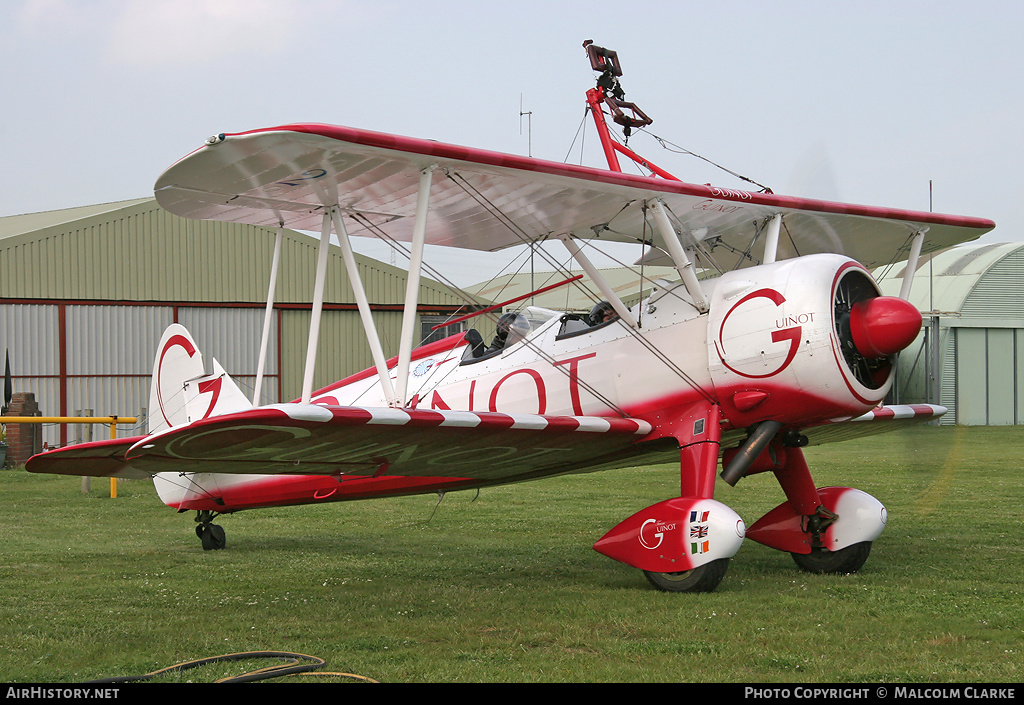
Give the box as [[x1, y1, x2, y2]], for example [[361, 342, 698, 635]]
[[643, 558, 729, 593], [196, 522, 226, 551], [791, 541, 871, 574]]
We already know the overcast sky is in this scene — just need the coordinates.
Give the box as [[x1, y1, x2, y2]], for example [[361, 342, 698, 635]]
[[2, 0, 1018, 283]]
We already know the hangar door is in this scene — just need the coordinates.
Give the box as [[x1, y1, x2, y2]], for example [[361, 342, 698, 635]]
[[954, 327, 1024, 425]]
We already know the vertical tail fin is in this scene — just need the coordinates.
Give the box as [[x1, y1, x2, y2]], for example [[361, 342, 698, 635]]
[[149, 324, 253, 434]]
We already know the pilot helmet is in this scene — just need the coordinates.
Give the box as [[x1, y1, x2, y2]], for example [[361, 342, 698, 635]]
[[589, 301, 616, 325], [508, 314, 531, 342], [495, 312, 518, 340]]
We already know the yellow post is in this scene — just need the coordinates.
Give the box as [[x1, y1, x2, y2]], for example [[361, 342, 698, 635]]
[[109, 418, 118, 499]]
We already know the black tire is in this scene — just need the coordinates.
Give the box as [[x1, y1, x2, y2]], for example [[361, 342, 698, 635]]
[[791, 541, 871, 574], [197, 523, 226, 551], [643, 558, 730, 593]]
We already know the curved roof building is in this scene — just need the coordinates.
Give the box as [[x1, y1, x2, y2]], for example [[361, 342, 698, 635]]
[[876, 242, 1024, 425]]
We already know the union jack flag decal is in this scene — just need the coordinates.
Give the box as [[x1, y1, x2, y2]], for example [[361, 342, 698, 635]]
[[689, 509, 711, 555]]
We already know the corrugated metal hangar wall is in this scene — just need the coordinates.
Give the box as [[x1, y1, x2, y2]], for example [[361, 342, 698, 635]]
[[0, 198, 472, 447], [3, 195, 1022, 446], [878, 242, 1024, 425]]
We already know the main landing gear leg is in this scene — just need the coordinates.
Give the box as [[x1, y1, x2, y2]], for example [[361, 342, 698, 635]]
[[678, 402, 723, 500], [646, 404, 741, 593], [195, 510, 226, 551], [595, 402, 744, 593], [744, 442, 881, 574], [770, 445, 854, 570], [593, 401, 745, 590]]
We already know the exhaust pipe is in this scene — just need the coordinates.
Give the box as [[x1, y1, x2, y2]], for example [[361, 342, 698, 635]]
[[720, 420, 783, 486]]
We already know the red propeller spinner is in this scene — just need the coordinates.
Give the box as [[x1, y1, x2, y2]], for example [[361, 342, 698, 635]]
[[848, 296, 922, 358]]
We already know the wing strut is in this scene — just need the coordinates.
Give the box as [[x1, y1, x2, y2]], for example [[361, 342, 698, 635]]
[[253, 224, 283, 405], [898, 229, 926, 301], [762, 213, 783, 265], [557, 234, 639, 328], [299, 207, 402, 406], [330, 207, 400, 406], [300, 212, 335, 403], [648, 200, 709, 313], [395, 166, 436, 406]]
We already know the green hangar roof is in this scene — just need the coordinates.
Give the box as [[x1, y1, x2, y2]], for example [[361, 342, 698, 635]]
[[0, 197, 468, 308]]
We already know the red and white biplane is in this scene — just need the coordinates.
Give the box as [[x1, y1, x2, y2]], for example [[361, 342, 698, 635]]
[[28, 43, 994, 592]]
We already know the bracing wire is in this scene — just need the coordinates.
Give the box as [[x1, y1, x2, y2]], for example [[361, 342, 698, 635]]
[[639, 129, 774, 193], [321, 159, 721, 411], [441, 173, 717, 406], [563, 109, 590, 165], [347, 191, 630, 415], [874, 232, 919, 286]]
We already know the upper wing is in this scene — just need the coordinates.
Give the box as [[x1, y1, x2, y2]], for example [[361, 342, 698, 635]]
[[28, 404, 663, 484], [154, 123, 994, 270]]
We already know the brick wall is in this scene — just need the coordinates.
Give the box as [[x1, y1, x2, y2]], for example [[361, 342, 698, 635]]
[[2, 393, 42, 468]]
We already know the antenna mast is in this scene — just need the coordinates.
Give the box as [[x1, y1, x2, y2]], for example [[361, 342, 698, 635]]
[[519, 94, 533, 157]]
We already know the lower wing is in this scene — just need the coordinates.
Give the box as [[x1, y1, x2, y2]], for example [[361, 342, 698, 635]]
[[801, 404, 947, 445], [27, 404, 661, 485], [26, 404, 943, 485]]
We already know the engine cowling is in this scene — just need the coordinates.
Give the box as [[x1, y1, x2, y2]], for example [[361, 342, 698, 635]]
[[707, 254, 921, 429]]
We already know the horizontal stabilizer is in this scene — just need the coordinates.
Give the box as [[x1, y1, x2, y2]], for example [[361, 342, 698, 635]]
[[26, 436, 152, 479]]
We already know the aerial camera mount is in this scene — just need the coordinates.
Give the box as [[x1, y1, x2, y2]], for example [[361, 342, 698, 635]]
[[583, 40, 653, 137], [582, 41, 674, 178]]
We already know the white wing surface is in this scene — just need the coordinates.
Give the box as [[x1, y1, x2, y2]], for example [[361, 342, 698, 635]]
[[154, 124, 994, 271]]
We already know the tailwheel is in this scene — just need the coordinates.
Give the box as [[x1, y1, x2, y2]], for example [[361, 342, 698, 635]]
[[791, 541, 871, 574], [194, 510, 226, 551], [643, 558, 730, 593]]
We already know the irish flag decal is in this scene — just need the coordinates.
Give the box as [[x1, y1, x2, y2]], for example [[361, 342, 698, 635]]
[[690, 510, 711, 554]]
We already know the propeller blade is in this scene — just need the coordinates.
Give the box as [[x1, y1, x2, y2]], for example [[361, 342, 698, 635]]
[[3, 350, 11, 410]]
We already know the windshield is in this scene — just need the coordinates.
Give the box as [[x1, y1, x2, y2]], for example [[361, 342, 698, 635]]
[[520, 305, 561, 334], [494, 306, 560, 352], [459, 306, 562, 364]]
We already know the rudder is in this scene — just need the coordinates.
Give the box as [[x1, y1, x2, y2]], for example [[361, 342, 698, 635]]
[[149, 324, 252, 434]]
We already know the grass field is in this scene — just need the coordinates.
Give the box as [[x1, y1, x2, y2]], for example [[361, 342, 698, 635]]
[[2, 425, 1022, 683]]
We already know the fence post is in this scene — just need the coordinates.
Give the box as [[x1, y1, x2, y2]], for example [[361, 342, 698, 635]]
[[82, 409, 93, 494]]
